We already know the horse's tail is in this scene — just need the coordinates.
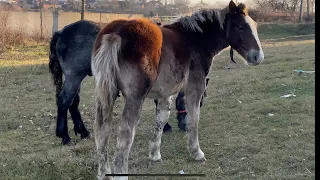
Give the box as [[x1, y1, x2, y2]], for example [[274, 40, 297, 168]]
[[49, 31, 62, 104], [91, 34, 121, 109]]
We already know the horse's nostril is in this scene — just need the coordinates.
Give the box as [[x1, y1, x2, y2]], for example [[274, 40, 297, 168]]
[[249, 50, 264, 64]]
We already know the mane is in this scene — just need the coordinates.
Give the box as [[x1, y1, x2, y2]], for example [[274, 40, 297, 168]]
[[170, 9, 223, 33]]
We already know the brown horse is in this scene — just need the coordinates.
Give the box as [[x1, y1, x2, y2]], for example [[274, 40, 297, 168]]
[[91, 1, 264, 179]]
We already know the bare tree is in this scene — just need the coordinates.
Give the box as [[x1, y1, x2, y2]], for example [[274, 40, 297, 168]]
[[299, 0, 303, 21], [252, 0, 301, 12], [289, 0, 300, 12], [174, 0, 190, 5], [164, 0, 168, 6], [306, 0, 310, 16]]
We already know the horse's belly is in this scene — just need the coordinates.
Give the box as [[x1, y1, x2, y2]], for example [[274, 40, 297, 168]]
[[147, 69, 187, 99], [147, 83, 183, 99]]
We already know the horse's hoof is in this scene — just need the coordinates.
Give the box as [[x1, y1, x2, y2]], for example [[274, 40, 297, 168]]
[[114, 176, 128, 180], [80, 129, 90, 139], [149, 152, 162, 162], [150, 157, 162, 162], [74, 126, 90, 139], [178, 122, 186, 131], [62, 136, 71, 145], [163, 123, 172, 132], [194, 150, 206, 161], [98, 175, 113, 180]]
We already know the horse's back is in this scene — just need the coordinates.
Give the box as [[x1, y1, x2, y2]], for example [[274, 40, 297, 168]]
[[59, 20, 101, 46], [57, 20, 100, 75]]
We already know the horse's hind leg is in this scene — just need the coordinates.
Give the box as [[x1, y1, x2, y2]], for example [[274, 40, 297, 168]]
[[95, 92, 118, 180], [56, 75, 85, 144], [184, 77, 206, 161], [114, 96, 145, 179], [149, 96, 173, 161], [113, 66, 151, 179], [69, 91, 90, 138]]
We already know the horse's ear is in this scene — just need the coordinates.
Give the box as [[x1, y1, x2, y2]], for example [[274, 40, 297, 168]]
[[228, 0, 237, 14], [238, 3, 248, 15]]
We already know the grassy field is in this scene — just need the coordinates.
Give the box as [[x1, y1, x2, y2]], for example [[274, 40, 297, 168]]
[[258, 23, 315, 40], [0, 24, 315, 180]]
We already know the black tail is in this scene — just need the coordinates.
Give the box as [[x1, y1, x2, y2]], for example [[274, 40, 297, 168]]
[[49, 31, 63, 105]]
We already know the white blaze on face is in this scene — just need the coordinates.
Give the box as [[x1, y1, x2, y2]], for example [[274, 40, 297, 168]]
[[244, 15, 264, 62]]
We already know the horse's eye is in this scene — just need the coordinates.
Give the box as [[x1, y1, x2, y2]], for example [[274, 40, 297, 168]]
[[237, 26, 244, 31]]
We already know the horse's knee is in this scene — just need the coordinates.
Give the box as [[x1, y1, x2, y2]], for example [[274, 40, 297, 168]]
[[118, 125, 134, 145], [71, 94, 80, 108], [57, 95, 73, 109]]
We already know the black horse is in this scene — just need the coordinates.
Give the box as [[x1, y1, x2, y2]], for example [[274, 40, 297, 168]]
[[49, 20, 208, 144]]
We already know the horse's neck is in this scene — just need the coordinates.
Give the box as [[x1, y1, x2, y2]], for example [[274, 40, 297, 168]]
[[193, 30, 228, 58], [163, 23, 228, 62], [190, 28, 228, 75], [174, 25, 228, 56]]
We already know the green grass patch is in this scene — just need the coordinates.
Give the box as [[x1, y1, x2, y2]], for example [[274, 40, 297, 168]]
[[258, 23, 315, 39]]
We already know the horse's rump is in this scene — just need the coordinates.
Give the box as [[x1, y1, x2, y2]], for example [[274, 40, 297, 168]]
[[93, 18, 163, 81]]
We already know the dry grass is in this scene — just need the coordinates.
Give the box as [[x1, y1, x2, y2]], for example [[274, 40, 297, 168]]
[[0, 31, 315, 180], [0, 11, 24, 51], [0, 11, 49, 54]]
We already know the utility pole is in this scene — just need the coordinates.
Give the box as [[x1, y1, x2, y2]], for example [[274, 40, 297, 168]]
[[81, 0, 85, 20], [299, 0, 303, 22], [307, 0, 310, 17], [39, 0, 43, 38]]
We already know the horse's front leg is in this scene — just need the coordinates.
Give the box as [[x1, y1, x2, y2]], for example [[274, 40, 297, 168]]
[[149, 96, 173, 161], [185, 77, 206, 161]]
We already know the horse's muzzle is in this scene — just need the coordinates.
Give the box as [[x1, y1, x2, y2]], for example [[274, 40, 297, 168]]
[[247, 49, 264, 65]]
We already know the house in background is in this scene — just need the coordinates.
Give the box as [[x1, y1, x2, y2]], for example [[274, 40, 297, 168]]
[[0, 1, 23, 10]]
